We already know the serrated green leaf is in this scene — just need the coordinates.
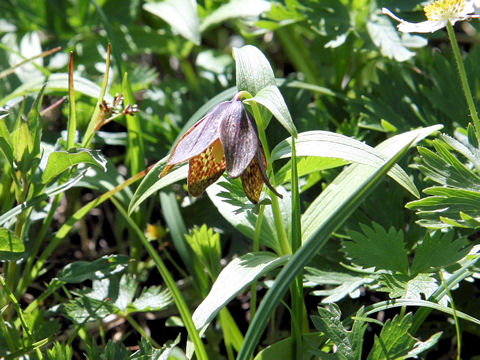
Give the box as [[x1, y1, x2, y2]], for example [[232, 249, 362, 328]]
[[42, 149, 107, 184], [143, 0, 200, 45], [46, 342, 73, 360], [101, 341, 130, 360], [244, 85, 297, 137], [65, 296, 114, 324], [378, 273, 437, 300], [131, 336, 180, 360], [311, 304, 366, 360], [367, 313, 440, 360], [130, 286, 172, 312], [192, 252, 289, 331], [411, 232, 470, 274], [343, 223, 409, 274], [56, 255, 130, 283], [0, 227, 25, 260], [200, 0, 270, 32], [185, 225, 222, 279], [367, 13, 426, 62], [305, 267, 376, 304]]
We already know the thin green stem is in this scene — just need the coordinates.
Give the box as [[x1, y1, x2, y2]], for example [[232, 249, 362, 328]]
[[249, 102, 291, 255], [290, 137, 303, 357], [446, 22, 480, 139], [250, 205, 265, 319], [67, 52, 77, 150], [125, 314, 161, 348], [82, 44, 111, 148], [439, 271, 461, 360]]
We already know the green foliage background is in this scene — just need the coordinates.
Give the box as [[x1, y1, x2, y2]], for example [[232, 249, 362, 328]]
[[0, 0, 480, 359]]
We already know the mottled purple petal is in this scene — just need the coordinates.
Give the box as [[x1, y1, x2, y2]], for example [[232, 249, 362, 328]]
[[219, 101, 259, 178], [166, 101, 232, 166]]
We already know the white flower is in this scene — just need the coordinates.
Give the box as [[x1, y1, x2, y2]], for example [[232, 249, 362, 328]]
[[382, 0, 479, 33]]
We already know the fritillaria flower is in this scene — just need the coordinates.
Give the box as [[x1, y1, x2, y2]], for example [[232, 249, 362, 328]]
[[160, 95, 281, 203], [382, 0, 479, 33]]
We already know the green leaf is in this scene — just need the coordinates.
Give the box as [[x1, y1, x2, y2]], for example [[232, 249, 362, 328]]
[[130, 286, 172, 312], [143, 0, 200, 45], [101, 341, 130, 360], [244, 85, 297, 137], [411, 232, 470, 274], [128, 161, 187, 215], [271, 130, 419, 198], [0, 114, 15, 166], [46, 342, 73, 360], [192, 252, 289, 331], [367, 12, 427, 62], [185, 224, 222, 279], [65, 296, 114, 324], [304, 267, 376, 304], [233, 45, 276, 96], [378, 273, 438, 300], [275, 157, 348, 185], [367, 313, 441, 360], [343, 223, 409, 274], [131, 336, 181, 360], [42, 149, 107, 184], [0, 228, 25, 260], [56, 255, 130, 283], [200, 0, 270, 32], [311, 304, 366, 360]]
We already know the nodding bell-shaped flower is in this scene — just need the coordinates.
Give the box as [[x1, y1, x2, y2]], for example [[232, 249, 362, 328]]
[[383, 0, 479, 33], [160, 94, 281, 203]]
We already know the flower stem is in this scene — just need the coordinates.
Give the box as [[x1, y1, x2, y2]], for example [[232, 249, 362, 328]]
[[250, 103, 291, 256], [446, 22, 480, 139]]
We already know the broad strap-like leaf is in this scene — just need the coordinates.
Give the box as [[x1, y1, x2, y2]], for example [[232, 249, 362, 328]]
[[271, 130, 419, 198], [244, 85, 297, 137], [192, 252, 289, 331]]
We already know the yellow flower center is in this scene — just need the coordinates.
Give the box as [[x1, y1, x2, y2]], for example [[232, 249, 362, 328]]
[[424, 0, 466, 21]]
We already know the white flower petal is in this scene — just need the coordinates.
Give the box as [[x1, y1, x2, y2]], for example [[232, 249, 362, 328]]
[[398, 20, 448, 33]]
